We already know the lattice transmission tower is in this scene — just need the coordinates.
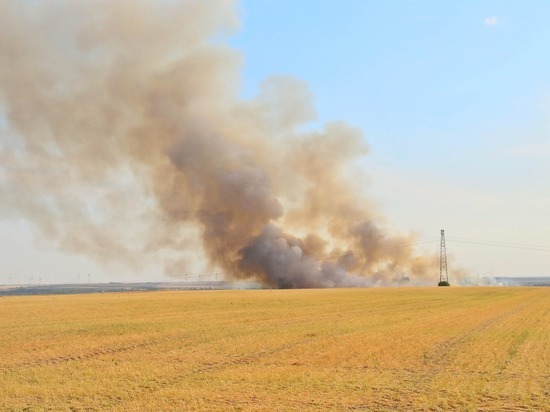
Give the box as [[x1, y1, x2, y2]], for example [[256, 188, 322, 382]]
[[438, 229, 450, 286]]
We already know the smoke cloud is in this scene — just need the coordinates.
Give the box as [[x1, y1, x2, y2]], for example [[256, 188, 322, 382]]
[[0, 0, 441, 288]]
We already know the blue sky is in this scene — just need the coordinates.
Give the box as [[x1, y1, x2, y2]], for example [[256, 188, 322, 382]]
[[230, 1, 550, 277], [1, 1, 548, 283]]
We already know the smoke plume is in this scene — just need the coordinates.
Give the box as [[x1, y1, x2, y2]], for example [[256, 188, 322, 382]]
[[0, 0, 439, 288]]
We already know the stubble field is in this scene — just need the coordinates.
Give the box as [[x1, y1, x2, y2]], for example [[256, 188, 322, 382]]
[[0, 287, 548, 411]]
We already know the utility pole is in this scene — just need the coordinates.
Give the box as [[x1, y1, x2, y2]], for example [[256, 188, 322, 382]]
[[438, 229, 450, 286]]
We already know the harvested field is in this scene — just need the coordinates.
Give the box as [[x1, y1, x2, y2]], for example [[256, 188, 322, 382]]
[[0, 287, 548, 411]]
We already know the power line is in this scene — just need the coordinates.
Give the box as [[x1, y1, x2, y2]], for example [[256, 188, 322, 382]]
[[446, 237, 550, 253]]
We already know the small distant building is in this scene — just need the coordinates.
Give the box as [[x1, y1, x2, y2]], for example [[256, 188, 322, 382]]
[[494, 276, 550, 286]]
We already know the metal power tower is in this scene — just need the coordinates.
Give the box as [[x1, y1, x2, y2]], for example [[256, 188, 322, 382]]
[[438, 229, 450, 286]]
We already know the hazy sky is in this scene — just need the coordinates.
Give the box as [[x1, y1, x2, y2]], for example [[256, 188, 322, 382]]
[[1, 1, 549, 284]]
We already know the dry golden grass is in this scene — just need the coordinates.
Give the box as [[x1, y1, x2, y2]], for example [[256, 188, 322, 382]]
[[0, 287, 548, 411]]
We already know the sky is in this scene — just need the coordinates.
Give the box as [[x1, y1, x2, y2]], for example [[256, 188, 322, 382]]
[[1, 0, 549, 284]]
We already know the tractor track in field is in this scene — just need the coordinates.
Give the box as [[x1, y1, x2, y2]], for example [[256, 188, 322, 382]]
[[420, 297, 532, 374], [129, 333, 321, 397], [329, 363, 549, 382], [0, 334, 190, 371], [192, 335, 318, 374], [401, 293, 550, 410], [1, 332, 325, 410], [0, 317, 320, 373]]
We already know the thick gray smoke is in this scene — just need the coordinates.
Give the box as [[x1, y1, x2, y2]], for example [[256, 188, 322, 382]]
[[0, 0, 441, 288]]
